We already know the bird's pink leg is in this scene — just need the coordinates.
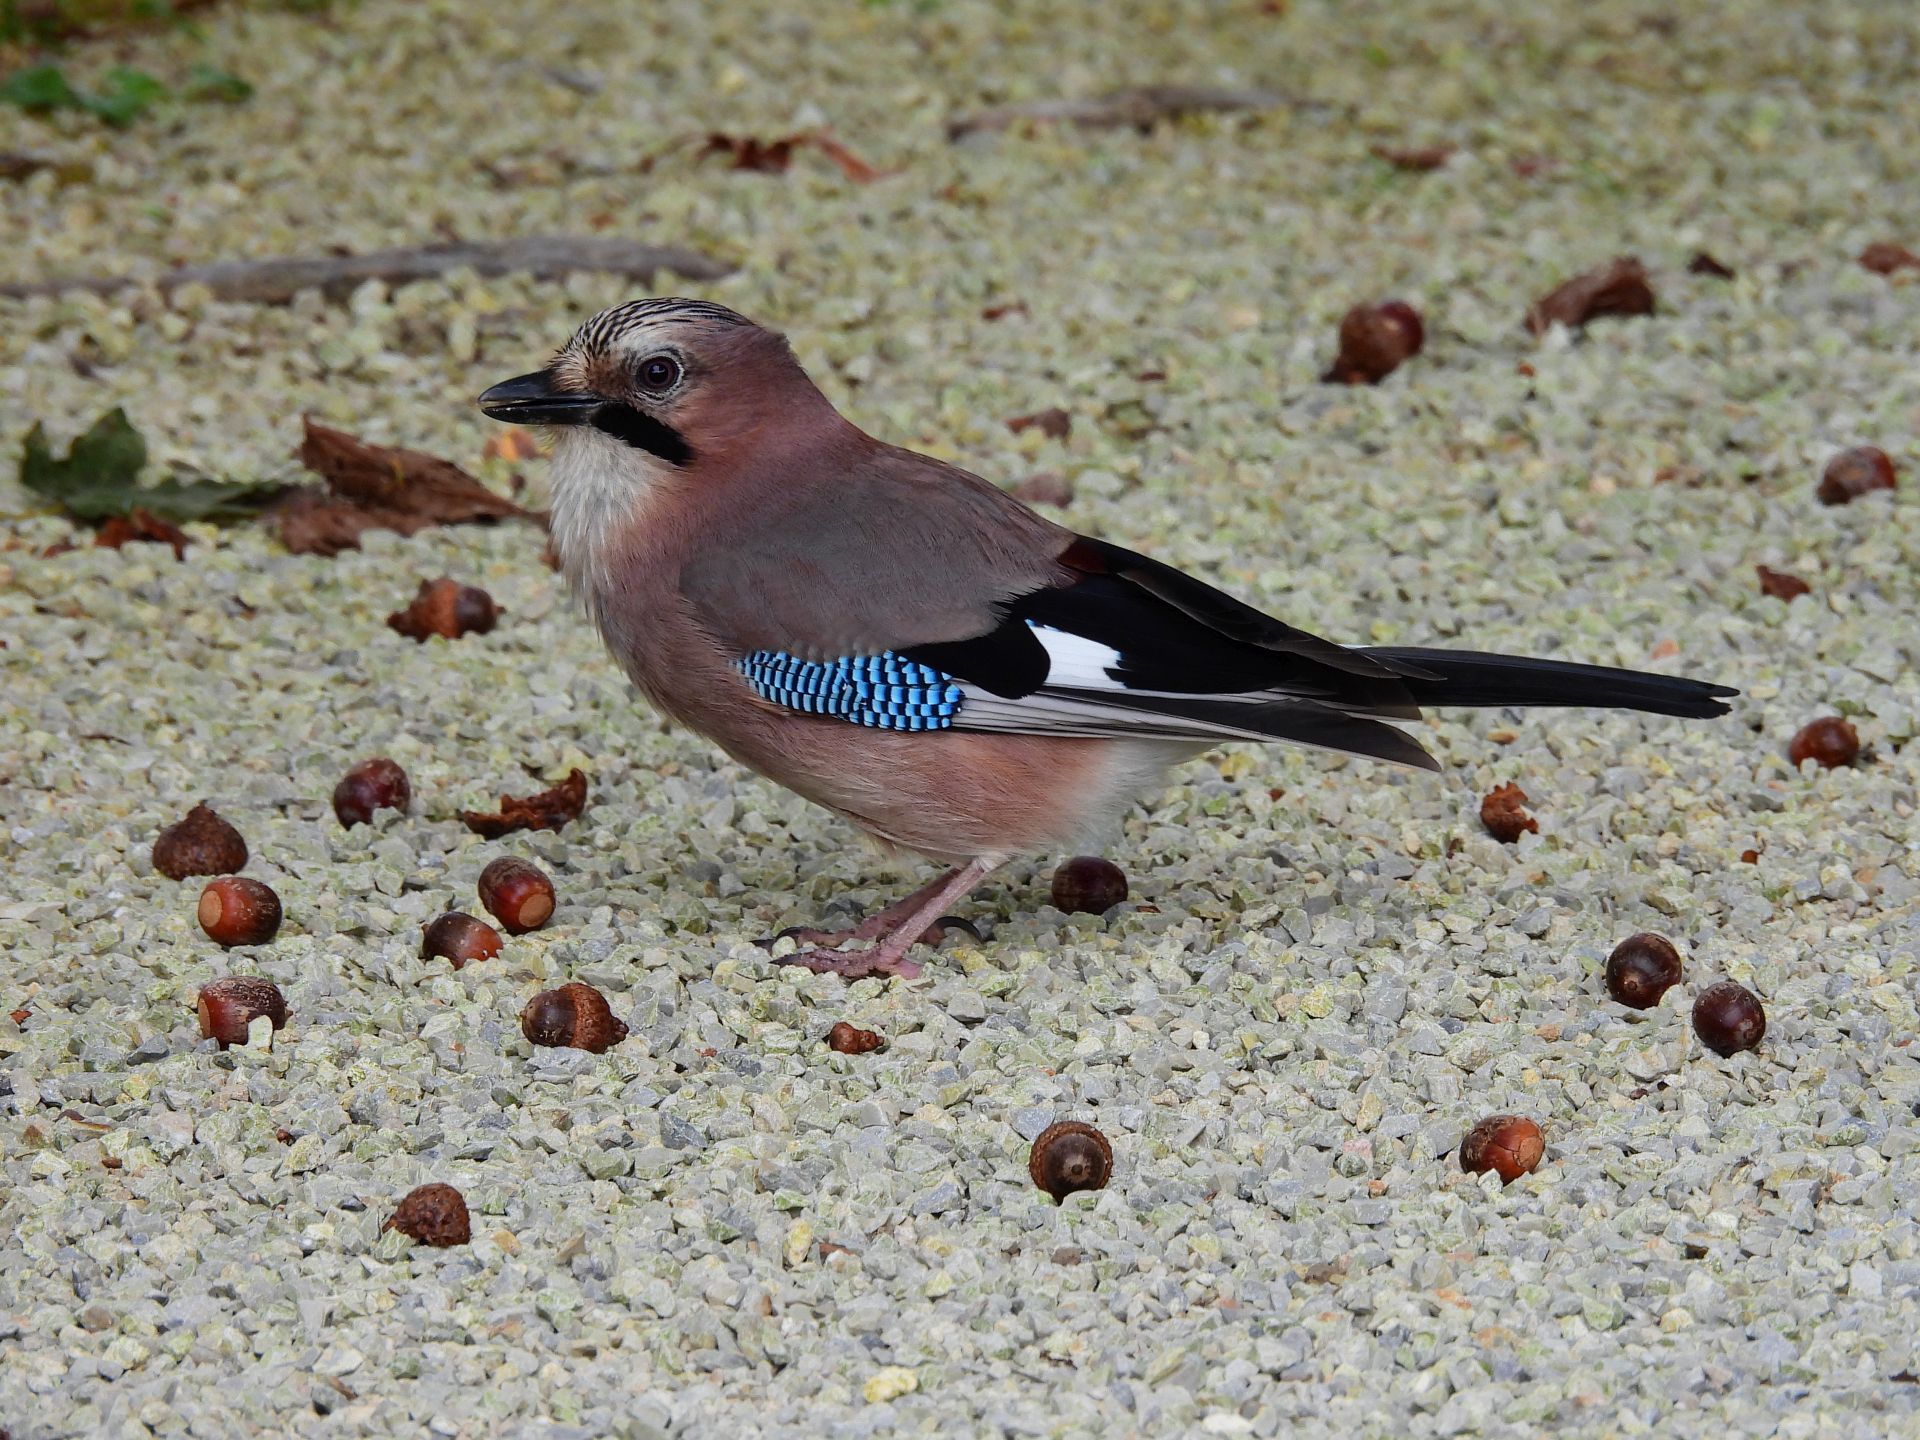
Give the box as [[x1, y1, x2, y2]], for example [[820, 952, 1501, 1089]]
[[773, 855, 1003, 980]]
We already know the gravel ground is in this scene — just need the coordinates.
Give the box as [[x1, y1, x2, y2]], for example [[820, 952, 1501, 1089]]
[[3, 1, 1919, 1436]]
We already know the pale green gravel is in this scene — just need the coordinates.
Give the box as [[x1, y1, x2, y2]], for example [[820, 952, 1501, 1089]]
[[2, 1, 1919, 1437]]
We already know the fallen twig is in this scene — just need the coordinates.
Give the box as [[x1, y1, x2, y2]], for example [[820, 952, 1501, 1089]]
[[946, 84, 1290, 140], [0, 235, 733, 304]]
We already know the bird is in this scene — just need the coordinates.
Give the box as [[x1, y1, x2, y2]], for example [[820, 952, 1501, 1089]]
[[479, 297, 1736, 980]]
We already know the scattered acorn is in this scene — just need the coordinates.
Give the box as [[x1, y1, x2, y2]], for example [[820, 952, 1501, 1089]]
[[1050, 856, 1129, 915], [1816, 446, 1897, 506], [387, 577, 500, 642], [197, 877, 282, 948], [1604, 932, 1683, 1009], [828, 1021, 884, 1054], [196, 976, 288, 1049], [152, 803, 248, 881], [1323, 299, 1425, 385], [478, 856, 556, 934], [1028, 1120, 1113, 1203], [332, 757, 411, 828], [520, 982, 626, 1053], [384, 1183, 471, 1247], [1693, 980, 1766, 1056], [1459, 1115, 1545, 1184], [1788, 716, 1859, 770], [421, 912, 503, 969], [1480, 782, 1538, 843]]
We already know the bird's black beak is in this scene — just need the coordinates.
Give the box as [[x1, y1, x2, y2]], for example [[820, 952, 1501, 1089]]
[[477, 370, 602, 425]]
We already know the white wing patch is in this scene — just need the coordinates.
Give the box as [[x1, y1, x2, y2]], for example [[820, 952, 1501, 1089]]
[[1029, 623, 1125, 690]]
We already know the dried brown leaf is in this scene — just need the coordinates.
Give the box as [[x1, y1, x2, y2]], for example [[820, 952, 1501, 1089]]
[[94, 507, 188, 559], [1859, 241, 1920, 275], [1007, 407, 1071, 440], [1755, 564, 1810, 602], [1371, 142, 1455, 171], [1480, 782, 1538, 844], [460, 769, 588, 838]]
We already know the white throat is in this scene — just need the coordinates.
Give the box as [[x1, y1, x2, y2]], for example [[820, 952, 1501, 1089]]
[[544, 427, 671, 599]]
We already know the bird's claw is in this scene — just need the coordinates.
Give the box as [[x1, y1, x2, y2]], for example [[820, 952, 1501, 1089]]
[[773, 948, 923, 980]]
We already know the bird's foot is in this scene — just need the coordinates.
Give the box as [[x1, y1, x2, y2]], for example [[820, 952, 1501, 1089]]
[[754, 914, 979, 952], [772, 947, 925, 981]]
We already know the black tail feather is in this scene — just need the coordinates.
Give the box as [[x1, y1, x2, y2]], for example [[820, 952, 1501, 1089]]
[[1362, 648, 1738, 719]]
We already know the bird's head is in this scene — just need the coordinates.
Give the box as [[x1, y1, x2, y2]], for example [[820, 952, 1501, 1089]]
[[479, 297, 837, 588]]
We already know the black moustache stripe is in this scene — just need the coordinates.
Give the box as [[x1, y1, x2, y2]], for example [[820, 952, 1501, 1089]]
[[592, 402, 693, 466]]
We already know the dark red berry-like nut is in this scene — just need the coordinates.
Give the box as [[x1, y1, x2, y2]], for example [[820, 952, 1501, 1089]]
[[153, 803, 248, 880], [828, 1021, 884, 1054], [196, 976, 288, 1048], [1459, 1115, 1545, 1183], [1693, 980, 1766, 1056], [1604, 932, 1683, 1009], [332, 758, 411, 828], [1788, 716, 1859, 769], [387, 578, 501, 642], [197, 877, 282, 947], [1029, 1120, 1114, 1203], [478, 857, 555, 933], [1323, 300, 1425, 385], [1816, 447, 1897, 506], [520, 982, 626, 1053], [1050, 857, 1129, 915], [384, 1183, 471, 1247], [421, 912, 503, 968]]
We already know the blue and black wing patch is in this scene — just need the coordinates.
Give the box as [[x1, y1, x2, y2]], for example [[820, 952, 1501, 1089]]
[[737, 651, 965, 731]]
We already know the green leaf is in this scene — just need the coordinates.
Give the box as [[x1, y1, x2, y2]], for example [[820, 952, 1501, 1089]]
[[19, 408, 284, 522], [182, 64, 252, 104], [85, 68, 168, 127], [0, 64, 84, 114]]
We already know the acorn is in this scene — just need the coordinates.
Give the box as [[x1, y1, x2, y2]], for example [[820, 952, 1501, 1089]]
[[520, 982, 627, 1053], [196, 976, 288, 1049], [1788, 716, 1859, 770], [387, 577, 500, 642], [1693, 980, 1766, 1056], [1459, 1115, 1545, 1184], [1816, 447, 1896, 506], [332, 757, 410, 828], [1604, 932, 1682, 1009], [1322, 300, 1425, 385], [478, 856, 555, 934], [421, 912, 503, 969], [197, 877, 283, 948], [1028, 1120, 1113, 1203], [828, 1021, 884, 1054], [152, 803, 248, 881], [1050, 856, 1129, 915], [384, 1183, 471, 1247]]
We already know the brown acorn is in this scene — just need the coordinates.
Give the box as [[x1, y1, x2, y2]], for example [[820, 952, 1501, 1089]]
[[1604, 932, 1683, 1009], [332, 758, 411, 828], [1788, 716, 1859, 770], [152, 803, 248, 881], [1050, 856, 1129, 915], [1323, 300, 1425, 384], [384, 1183, 471, 1247], [1459, 1115, 1544, 1184], [478, 856, 556, 934], [520, 982, 627, 1053], [421, 912, 503, 969], [197, 877, 283, 947], [196, 976, 288, 1049], [387, 578, 500, 642], [1816, 447, 1897, 506], [1693, 980, 1766, 1056], [828, 1021, 884, 1054], [1028, 1120, 1113, 1203]]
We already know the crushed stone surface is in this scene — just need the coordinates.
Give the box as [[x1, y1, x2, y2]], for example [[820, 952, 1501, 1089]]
[[1, 1, 1917, 1436]]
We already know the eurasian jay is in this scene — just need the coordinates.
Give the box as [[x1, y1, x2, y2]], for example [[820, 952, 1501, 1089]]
[[479, 298, 1735, 980]]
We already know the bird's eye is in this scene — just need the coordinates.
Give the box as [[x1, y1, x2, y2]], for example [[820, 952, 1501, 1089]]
[[637, 354, 682, 392]]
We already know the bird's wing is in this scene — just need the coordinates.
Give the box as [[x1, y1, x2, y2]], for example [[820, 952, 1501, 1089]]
[[685, 447, 1443, 768]]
